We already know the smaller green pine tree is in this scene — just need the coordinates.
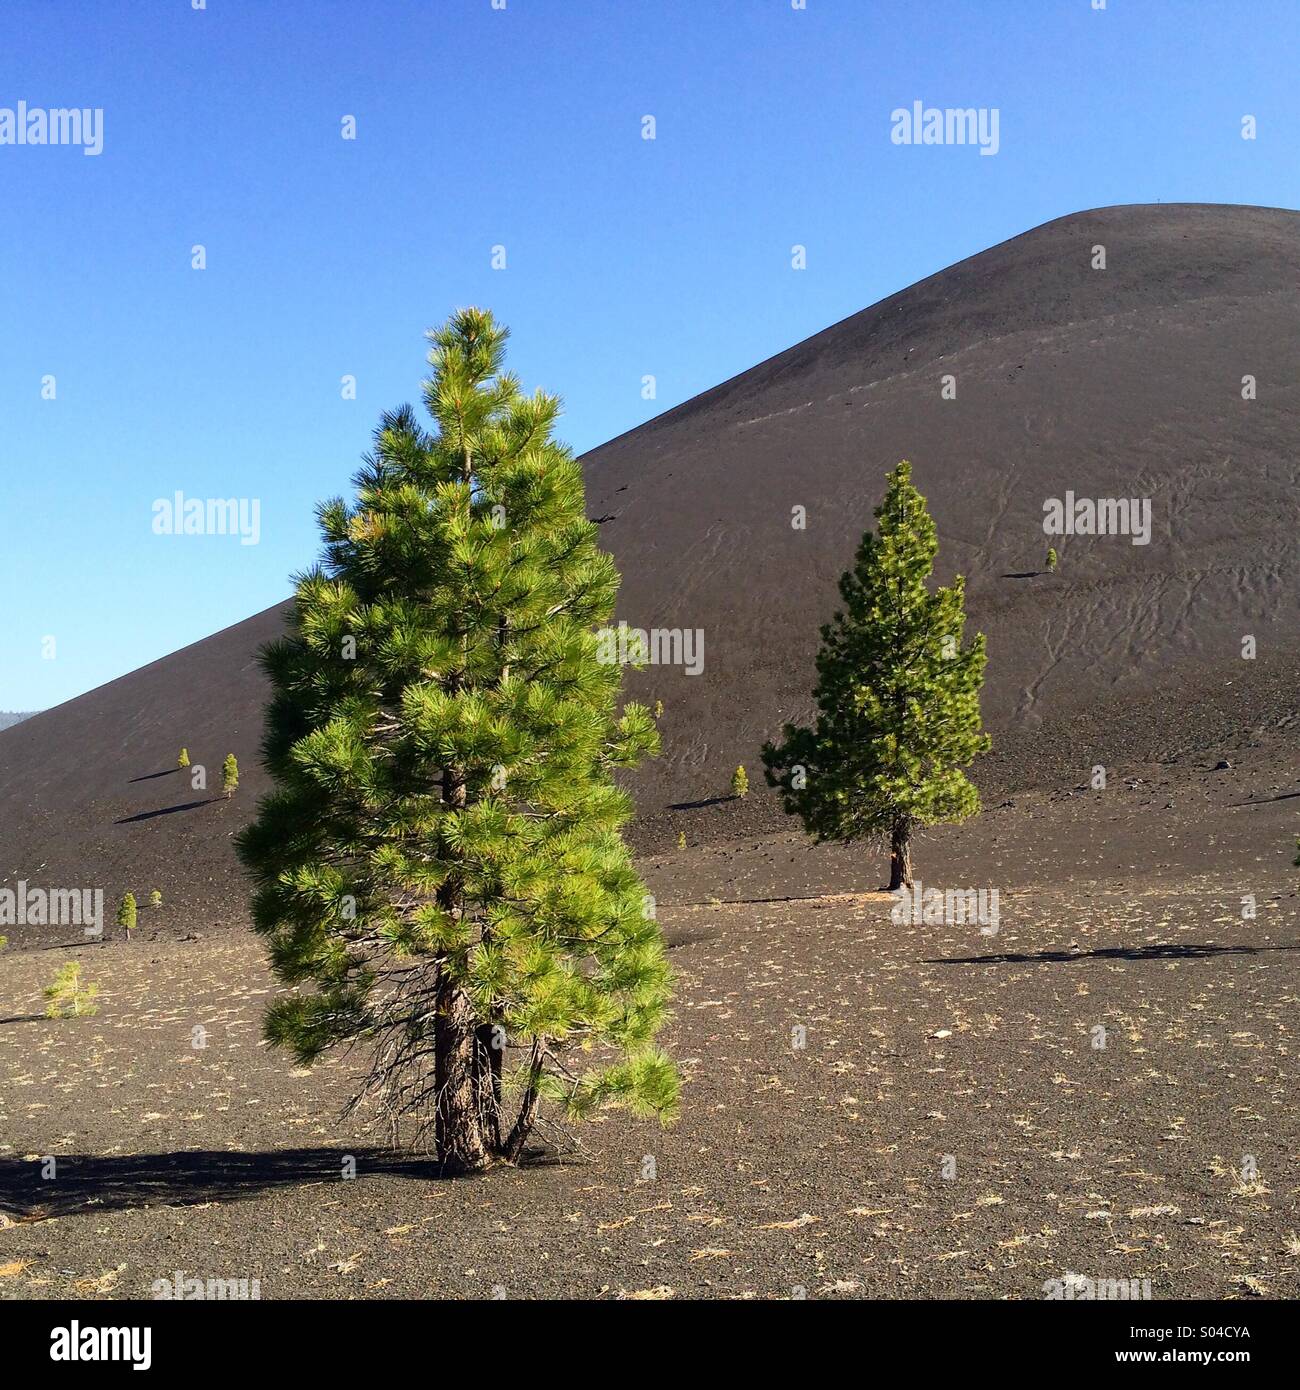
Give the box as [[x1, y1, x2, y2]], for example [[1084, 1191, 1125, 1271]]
[[149, 889, 163, 908], [0, 935, 8, 952], [44, 962, 100, 1018], [222, 754, 239, 798], [676, 831, 686, 850], [762, 460, 988, 889], [1046, 548, 1058, 572], [654, 699, 664, 720], [731, 765, 749, 798], [178, 747, 190, 768], [117, 893, 137, 937]]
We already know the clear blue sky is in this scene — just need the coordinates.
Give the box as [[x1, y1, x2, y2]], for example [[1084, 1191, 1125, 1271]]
[[2, 0, 1296, 711]]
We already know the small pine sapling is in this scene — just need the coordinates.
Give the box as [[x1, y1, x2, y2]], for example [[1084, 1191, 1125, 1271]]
[[149, 889, 163, 908], [43, 961, 100, 1018], [731, 765, 749, 798], [222, 754, 239, 798], [117, 892, 137, 938], [178, 747, 190, 768], [1045, 548, 1058, 572]]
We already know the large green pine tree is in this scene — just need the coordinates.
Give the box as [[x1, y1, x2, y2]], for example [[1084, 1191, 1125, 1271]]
[[762, 460, 989, 890], [237, 309, 678, 1172]]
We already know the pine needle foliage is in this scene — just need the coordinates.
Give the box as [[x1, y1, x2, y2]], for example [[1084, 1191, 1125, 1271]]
[[237, 308, 677, 1170], [762, 461, 989, 889]]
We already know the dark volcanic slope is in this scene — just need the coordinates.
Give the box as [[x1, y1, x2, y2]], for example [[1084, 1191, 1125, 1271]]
[[586, 203, 1300, 803], [0, 605, 288, 934], [2, 204, 1297, 925]]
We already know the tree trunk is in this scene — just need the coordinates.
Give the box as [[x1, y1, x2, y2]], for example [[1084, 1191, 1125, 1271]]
[[434, 983, 492, 1173], [503, 1044, 543, 1163], [432, 747, 492, 1171], [888, 822, 913, 891], [476, 1022, 504, 1152]]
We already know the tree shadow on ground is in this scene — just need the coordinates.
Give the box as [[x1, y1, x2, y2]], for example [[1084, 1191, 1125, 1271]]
[[128, 768, 180, 784], [0, 1148, 437, 1220], [0, 1013, 47, 1025], [664, 926, 722, 950], [929, 942, 1300, 966], [0, 1144, 567, 1220], [115, 798, 219, 825], [1000, 571, 1042, 580], [669, 795, 734, 811]]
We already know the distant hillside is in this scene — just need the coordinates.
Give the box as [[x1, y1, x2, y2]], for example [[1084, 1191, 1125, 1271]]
[[1, 202, 1297, 930], [0, 712, 35, 732]]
